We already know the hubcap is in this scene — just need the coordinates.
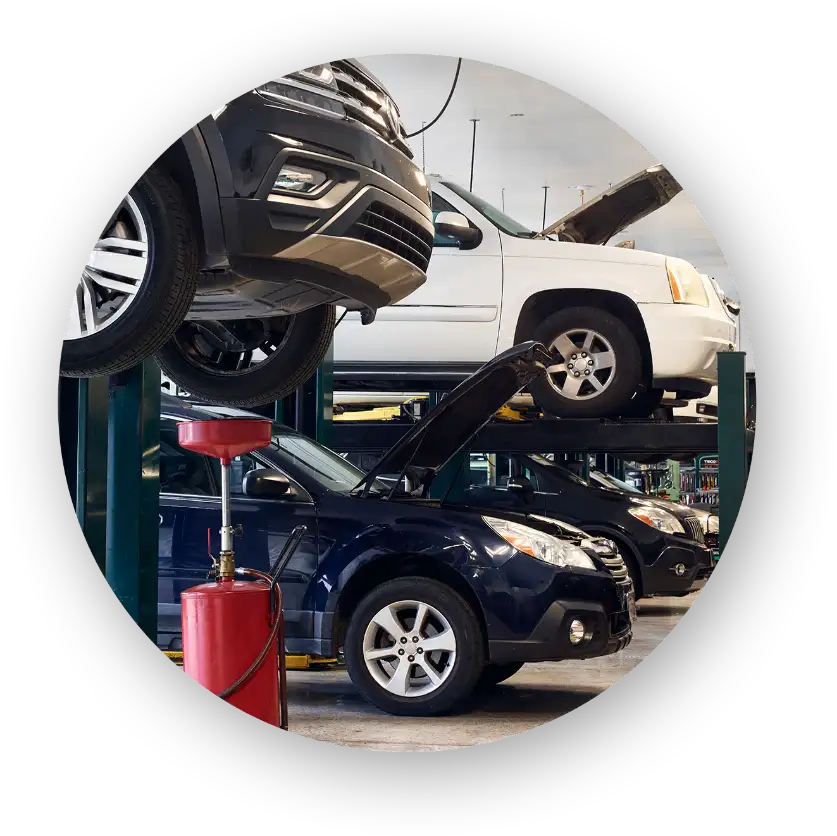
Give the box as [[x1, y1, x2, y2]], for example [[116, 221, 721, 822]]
[[66, 195, 149, 340], [545, 328, 616, 400], [362, 600, 457, 698]]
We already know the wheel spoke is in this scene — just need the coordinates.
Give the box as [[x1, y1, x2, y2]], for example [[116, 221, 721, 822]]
[[89, 273, 141, 296], [413, 602, 429, 636], [419, 628, 456, 654], [80, 274, 98, 335], [416, 658, 442, 686], [546, 363, 566, 375], [595, 350, 615, 369], [589, 375, 604, 391], [96, 237, 148, 253], [551, 334, 578, 360], [385, 657, 412, 695], [582, 330, 595, 351], [87, 246, 147, 281], [364, 646, 398, 661], [370, 605, 406, 642], [561, 375, 584, 397]]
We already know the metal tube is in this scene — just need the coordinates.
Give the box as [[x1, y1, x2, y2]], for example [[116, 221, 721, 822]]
[[220, 461, 233, 553]]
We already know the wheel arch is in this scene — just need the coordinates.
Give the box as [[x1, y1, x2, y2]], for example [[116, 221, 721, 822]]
[[513, 288, 653, 387], [156, 125, 226, 262], [328, 554, 489, 657]]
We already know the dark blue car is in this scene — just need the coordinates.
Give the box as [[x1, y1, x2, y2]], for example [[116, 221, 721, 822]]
[[158, 343, 634, 716]]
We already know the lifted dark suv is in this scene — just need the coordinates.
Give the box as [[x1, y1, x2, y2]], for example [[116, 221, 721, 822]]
[[62, 59, 434, 406]]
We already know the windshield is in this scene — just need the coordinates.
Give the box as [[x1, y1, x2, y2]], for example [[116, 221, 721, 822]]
[[442, 181, 540, 238], [525, 453, 589, 486], [269, 431, 368, 493], [591, 470, 641, 493]]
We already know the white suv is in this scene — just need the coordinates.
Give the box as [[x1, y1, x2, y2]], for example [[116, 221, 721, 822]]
[[333, 166, 738, 418]]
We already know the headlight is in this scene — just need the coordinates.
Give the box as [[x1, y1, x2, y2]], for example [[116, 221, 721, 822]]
[[628, 505, 685, 534], [666, 258, 709, 306], [483, 516, 595, 569], [256, 64, 346, 118], [707, 515, 719, 534]]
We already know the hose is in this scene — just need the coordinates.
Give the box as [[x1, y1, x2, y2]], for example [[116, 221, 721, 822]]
[[220, 568, 288, 730], [405, 58, 462, 138]]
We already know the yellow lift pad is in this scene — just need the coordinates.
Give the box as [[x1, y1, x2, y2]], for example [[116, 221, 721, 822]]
[[163, 651, 338, 670]]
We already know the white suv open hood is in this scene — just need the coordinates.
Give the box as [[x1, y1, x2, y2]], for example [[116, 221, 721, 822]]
[[542, 164, 682, 245]]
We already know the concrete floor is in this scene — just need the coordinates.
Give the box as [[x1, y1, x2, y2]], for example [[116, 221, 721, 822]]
[[285, 592, 697, 750]]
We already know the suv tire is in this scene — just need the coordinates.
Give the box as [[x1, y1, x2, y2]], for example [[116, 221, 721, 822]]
[[61, 166, 198, 377], [344, 576, 484, 716], [529, 306, 643, 418], [155, 304, 336, 407]]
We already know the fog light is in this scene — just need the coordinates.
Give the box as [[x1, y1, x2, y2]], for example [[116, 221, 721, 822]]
[[569, 619, 586, 644], [674, 563, 686, 577], [272, 164, 327, 194]]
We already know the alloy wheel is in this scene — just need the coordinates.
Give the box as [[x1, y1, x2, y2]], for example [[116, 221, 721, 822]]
[[66, 195, 150, 340], [546, 328, 616, 400], [362, 599, 457, 697]]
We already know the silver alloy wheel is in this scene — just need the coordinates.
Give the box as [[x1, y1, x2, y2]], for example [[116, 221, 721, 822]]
[[546, 328, 616, 400], [66, 195, 150, 340], [362, 599, 457, 698]]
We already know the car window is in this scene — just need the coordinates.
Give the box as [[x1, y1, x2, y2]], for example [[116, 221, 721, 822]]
[[431, 191, 462, 248], [159, 421, 215, 496], [441, 181, 539, 238]]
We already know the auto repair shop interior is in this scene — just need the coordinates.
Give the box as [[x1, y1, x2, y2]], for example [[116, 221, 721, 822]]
[[58, 55, 754, 750]]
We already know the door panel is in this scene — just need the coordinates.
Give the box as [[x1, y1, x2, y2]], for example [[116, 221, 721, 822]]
[[334, 186, 504, 364], [158, 419, 320, 651], [206, 454, 319, 640]]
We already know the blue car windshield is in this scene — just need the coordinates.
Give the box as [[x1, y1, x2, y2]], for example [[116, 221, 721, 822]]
[[268, 432, 367, 493]]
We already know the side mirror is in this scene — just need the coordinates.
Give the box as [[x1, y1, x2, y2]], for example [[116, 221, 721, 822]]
[[434, 211, 481, 246], [243, 468, 292, 499], [507, 475, 535, 503]]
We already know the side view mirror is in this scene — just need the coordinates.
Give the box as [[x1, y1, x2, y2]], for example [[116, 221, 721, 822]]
[[434, 211, 481, 246], [243, 468, 292, 499], [507, 475, 535, 503]]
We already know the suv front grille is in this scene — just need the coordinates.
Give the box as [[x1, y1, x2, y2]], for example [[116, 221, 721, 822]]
[[684, 516, 705, 544], [348, 202, 433, 272], [331, 61, 413, 157], [599, 553, 632, 587]]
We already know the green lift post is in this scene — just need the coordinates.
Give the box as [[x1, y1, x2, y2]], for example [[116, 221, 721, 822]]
[[59, 359, 161, 642], [60, 376, 109, 572], [717, 351, 749, 555]]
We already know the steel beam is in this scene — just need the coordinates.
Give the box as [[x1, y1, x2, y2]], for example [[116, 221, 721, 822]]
[[105, 360, 160, 642], [59, 376, 109, 572], [332, 417, 724, 456], [717, 352, 749, 555]]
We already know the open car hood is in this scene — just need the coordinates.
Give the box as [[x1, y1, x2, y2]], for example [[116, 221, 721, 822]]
[[542, 164, 682, 244], [353, 342, 551, 495]]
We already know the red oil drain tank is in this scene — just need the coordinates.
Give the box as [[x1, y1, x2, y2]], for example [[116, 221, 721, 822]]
[[177, 418, 283, 727], [181, 581, 279, 725]]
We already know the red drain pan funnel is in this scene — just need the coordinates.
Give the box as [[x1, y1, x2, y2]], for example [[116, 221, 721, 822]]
[[177, 419, 272, 464]]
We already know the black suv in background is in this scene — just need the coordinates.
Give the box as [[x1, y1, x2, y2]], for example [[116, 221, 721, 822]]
[[62, 59, 434, 407], [461, 454, 713, 598]]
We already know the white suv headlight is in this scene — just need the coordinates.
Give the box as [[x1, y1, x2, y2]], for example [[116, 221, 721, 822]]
[[707, 514, 719, 534], [483, 516, 595, 569], [628, 505, 685, 535], [666, 258, 709, 306]]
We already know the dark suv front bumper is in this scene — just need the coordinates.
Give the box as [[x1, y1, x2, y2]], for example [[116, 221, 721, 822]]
[[641, 535, 713, 596], [189, 95, 434, 321], [487, 568, 634, 664]]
